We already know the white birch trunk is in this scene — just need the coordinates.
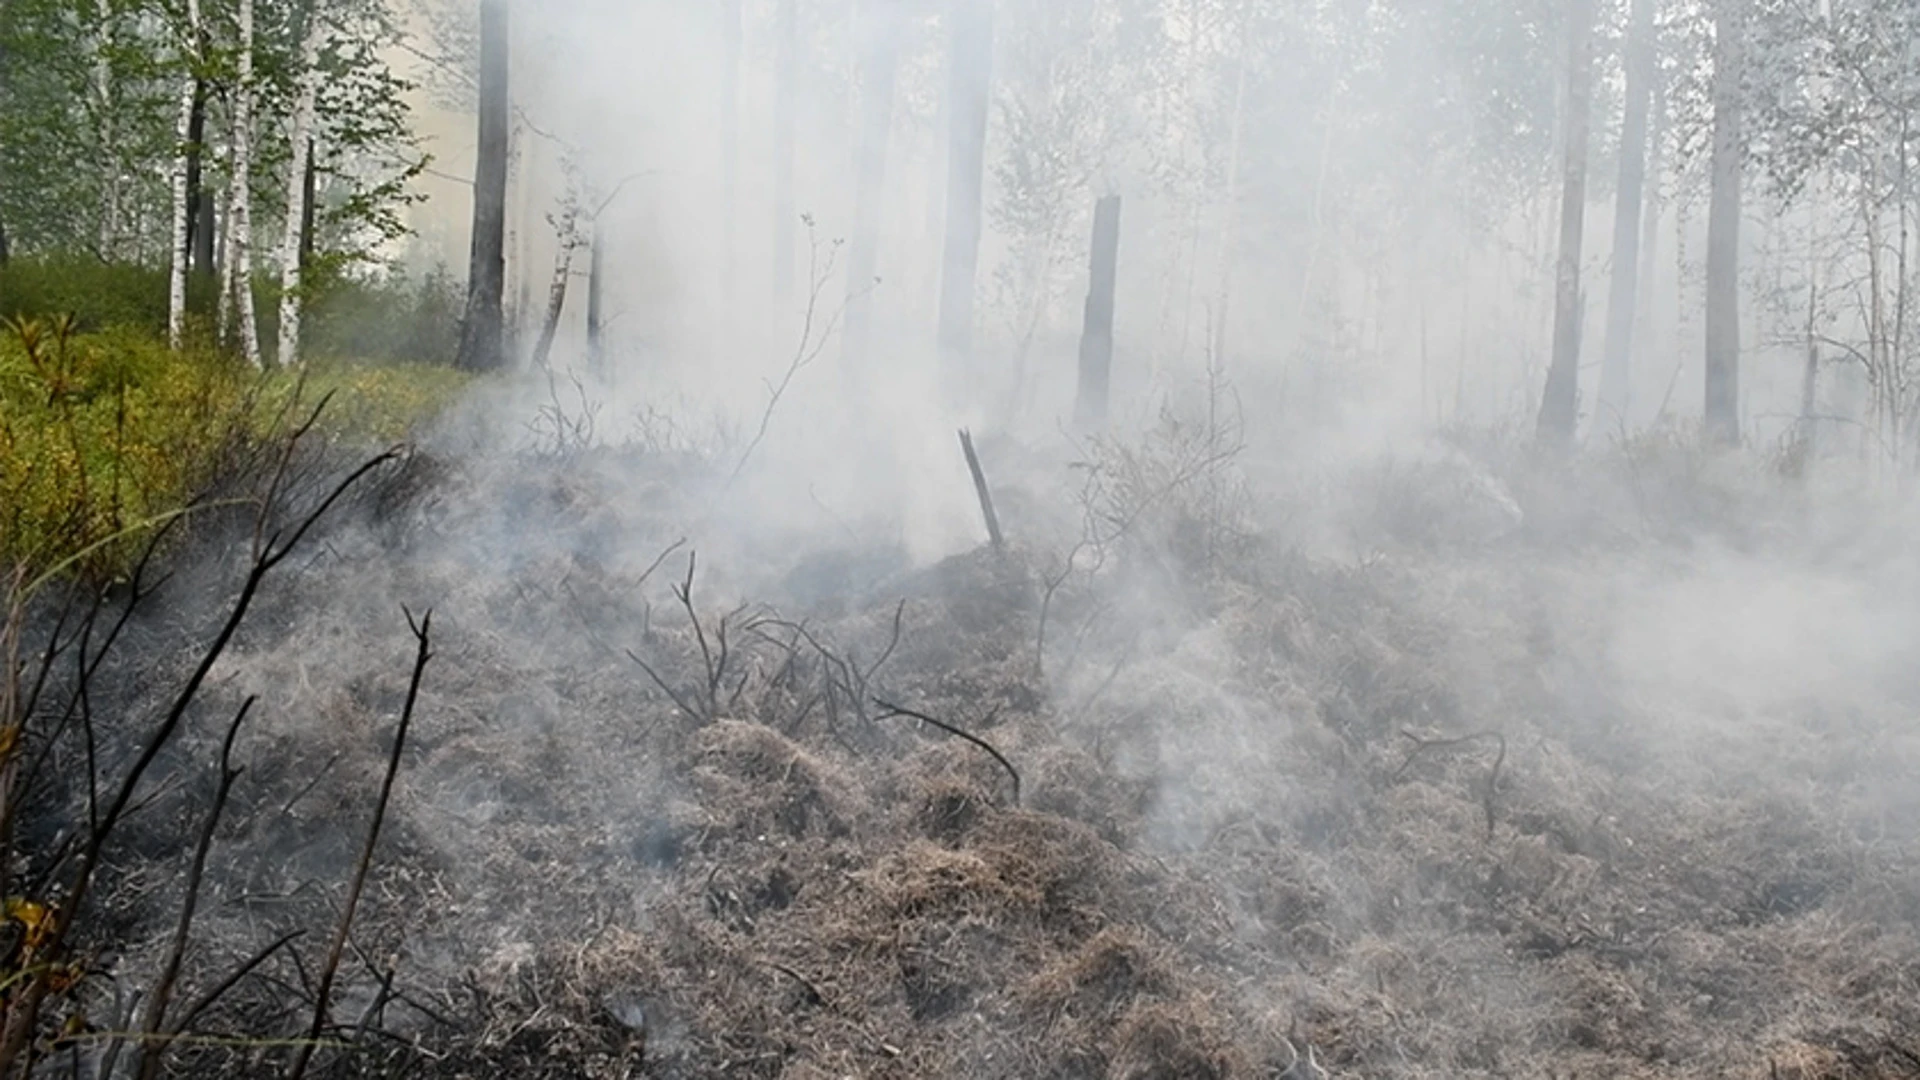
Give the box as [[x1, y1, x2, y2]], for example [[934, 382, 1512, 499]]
[[167, 0, 202, 350], [278, 9, 324, 367], [230, 0, 262, 367], [94, 0, 118, 259]]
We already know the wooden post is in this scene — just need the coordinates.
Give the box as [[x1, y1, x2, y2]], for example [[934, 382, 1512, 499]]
[[958, 428, 1003, 550], [1074, 195, 1122, 428]]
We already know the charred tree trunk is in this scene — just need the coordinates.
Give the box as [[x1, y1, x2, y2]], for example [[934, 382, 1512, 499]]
[[300, 140, 317, 270], [937, 0, 993, 388], [842, 0, 900, 371], [1536, 0, 1595, 445], [1596, 0, 1656, 433], [587, 218, 605, 369], [721, 0, 742, 331], [458, 0, 511, 373], [1704, 0, 1746, 446], [1074, 195, 1122, 429], [773, 0, 798, 301], [185, 82, 209, 273], [194, 188, 216, 279]]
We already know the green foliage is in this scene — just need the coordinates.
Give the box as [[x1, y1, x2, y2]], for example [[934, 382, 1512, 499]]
[[0, 315, 469, 583], [0, 254, 463, 364], [0, 316, 249, 580], [259, 358, 471, 445]]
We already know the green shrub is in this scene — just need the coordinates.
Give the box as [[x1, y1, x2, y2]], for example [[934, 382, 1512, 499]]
[[0, 316, 250, 580], [1, 316, 471, 584], [0, 253, 464, 366]]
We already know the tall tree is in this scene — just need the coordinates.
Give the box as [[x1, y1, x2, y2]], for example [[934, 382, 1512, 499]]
[[0, 0, 8, 266], [772, 0, 797, 300], [457, 0, 511, 373], [167, 0, 203, 350], [1537, 0, 1597, 444], [278, 1, 327, 367], [1074, 194, 1121, 428], [1595, 0, 1657, 433], [720, 0, 741, 328], [1704, 0, 1746, 445], [842, 0, 900, 370], [221, 0, 263, 368], [937, 0, 993, 388]]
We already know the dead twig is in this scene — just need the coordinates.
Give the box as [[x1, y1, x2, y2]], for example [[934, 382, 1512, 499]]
[[135, 696, 255, 1080], [872, 699, 1020, 807], [285, 607, 433, 1080], [1393, 729, 1506, 842]]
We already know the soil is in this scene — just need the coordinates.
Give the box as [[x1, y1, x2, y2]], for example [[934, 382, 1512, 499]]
[[57, 442, 1920, 1079]]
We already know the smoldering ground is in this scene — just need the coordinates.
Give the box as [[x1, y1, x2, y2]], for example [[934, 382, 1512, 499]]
[[23, 358, 1915, 1079]]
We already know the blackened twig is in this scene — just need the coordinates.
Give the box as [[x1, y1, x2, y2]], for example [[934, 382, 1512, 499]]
[[135, 696, 254, 1080], [1394, 729, 1506, 842], [285, 608, 432, 1080], [873, 699, 1020, 807]]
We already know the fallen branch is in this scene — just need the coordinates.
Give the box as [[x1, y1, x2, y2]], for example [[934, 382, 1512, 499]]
[[1393, 729, 1506, 842], [872, 698, 1020, 807]]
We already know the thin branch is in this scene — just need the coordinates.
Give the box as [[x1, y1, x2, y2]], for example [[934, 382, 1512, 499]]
[[872, 699, 1021, 807], [1393, 729, 1507, 842], [135, 696, 254, 1080], [285, 607, 433, 1080]]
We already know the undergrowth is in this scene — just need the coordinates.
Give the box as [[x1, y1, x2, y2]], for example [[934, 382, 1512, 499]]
[[0, 317, 468, 583]]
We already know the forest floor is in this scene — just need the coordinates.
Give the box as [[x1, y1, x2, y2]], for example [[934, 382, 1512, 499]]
[[63, 417, 1920, 1080]]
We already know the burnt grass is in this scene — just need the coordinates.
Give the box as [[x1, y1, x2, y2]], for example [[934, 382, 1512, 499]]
[[46, 441, 1920, 1079]]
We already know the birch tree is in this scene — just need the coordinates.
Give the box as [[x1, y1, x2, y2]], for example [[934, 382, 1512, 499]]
[[168, 0, 204, 349], [278, 0, 327, 367]]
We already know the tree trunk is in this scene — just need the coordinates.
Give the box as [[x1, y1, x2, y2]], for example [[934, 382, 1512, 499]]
[[1536, 0, 1596, 444], [185, 80, 209, 272], [587, 218, 605, 369], [1595, 0, 1656, 434], [529, 227, 576, 372], [300, 140, 316, 269], [720, 0, 741, 329], [224, 0, 262, 367], [1634, 75, 1665, 385], [842, 0, 900, 371], [1704, 0, 1745, 446], [936, 0, 993, 388], [0, 0, 11, 265], [773, 0, 797, 301], [1074, 195, 1123, 429], [167, 0, 203, 350], [458, 0, 511, 373], [278, 7, 324, 367], [94, 0, 119, 260], [194, 188, 216, 278]]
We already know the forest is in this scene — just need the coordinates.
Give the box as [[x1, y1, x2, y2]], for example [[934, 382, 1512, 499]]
[[3, 0, 1920, 1077]]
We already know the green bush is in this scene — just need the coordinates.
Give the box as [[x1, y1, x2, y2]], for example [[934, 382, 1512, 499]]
[[0, 316, 250, 580], [0, 254, 464, 366], [1, 316, 471, 584]]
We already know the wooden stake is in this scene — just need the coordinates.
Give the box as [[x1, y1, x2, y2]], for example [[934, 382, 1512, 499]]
[[958, 428, 1003, 550]]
